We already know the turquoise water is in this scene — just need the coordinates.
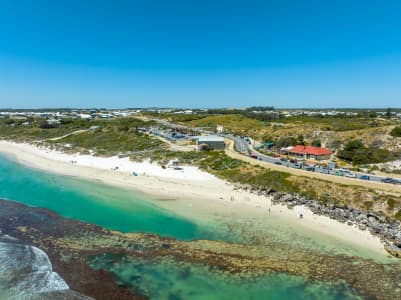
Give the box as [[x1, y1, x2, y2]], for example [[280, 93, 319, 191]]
[[0, 154, 217, 241], [0, 154, 371, 299], [89, 254, 362, 300]]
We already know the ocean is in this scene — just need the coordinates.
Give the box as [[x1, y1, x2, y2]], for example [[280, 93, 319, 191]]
[[0, 154, 380, 299]]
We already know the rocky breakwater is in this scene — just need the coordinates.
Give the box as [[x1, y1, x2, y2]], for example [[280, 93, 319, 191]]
[[232, 183, 401, 258], [249, 185, 401, 258]]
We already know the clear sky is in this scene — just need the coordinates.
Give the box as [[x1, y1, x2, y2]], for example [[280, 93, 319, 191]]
[[1, 0, 401, 108]]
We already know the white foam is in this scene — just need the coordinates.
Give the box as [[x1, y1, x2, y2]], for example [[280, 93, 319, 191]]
[[0, 236, 70, 299]]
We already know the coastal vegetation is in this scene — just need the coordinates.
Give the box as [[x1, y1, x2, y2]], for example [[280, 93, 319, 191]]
[[0, 117, 164, 156], [337, 140, 398, 165], [52, 118, 164, 156], [0, 117, 89, 141], [279, 115, 389, 131], [390, 126, 401, 137]]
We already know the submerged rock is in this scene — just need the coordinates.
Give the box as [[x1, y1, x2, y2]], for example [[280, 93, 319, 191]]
[[1, 199, 401, 300], [385, 244, 401, 258]]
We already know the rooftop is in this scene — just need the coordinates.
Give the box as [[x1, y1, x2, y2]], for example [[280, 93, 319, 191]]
[[285, 145, 332, 156], [197, 135, 225, 142]]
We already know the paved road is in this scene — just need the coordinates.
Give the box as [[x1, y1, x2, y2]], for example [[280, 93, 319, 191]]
[[223, 134, 400, 186], [140, 116, 401, 189], [224, 139, 401, 193]]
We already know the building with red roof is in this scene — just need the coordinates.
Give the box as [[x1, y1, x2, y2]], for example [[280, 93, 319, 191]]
[[282, 145, 332, 160]]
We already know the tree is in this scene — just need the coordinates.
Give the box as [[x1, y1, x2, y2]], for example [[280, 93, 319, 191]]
[[39, 120, 50, 129], [297, 134, 305, 145], [386, 107, 392, 119], [390, 126, 401, 137], [276, 136, 297, 148], [311, 140, 322, 147], [337, 139, 395, 165], [343, 140, 364, 152]]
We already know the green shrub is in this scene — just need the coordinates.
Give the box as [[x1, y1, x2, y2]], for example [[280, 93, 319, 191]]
[[387, 198, 396, 210], [390, 126, 401, 137], [395, 209, 401, 221], [311, 140, 322, 147], [337, 140, 397, 165]]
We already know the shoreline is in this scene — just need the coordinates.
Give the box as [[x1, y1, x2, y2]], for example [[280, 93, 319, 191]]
[[0, 140, 391, 259]]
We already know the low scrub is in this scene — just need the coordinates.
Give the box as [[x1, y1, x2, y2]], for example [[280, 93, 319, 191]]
[[337, 140, 398, 165], [390, 126, 401, 137]]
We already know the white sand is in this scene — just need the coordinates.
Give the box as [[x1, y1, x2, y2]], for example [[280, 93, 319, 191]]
[[0, 140, 390, 258]]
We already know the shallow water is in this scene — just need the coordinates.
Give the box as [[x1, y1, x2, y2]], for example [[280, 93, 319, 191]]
[[0, 153, 393, 299], [89, 254, 363, 300], [0, 154, 221, 241]]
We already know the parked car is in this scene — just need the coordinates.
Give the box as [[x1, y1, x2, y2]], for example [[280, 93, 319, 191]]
[[381, 177, 394, 183], [250, 154, 258, 159], [293, 163, 302, 169], [320, 169, 330, 174], [344, 173, 357, 178], [360, 175, 370, 180], [304, 166, 315, 172], [289, 159, 297, 163], [339, 168, 350, 173], [332, 171, 343, 176], [274, 161, 282, 165], [280, 157, 288, 162], [393, 179, 401, 185]]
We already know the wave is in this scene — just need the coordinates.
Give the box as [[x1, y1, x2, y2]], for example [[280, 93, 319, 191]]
[[0, 233, 92, 300]]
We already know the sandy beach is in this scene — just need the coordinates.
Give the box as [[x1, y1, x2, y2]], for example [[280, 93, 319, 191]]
[[0, 140, 390, 258]]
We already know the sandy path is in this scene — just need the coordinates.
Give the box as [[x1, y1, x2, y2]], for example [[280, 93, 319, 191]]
[[47, 129, 89, 141]]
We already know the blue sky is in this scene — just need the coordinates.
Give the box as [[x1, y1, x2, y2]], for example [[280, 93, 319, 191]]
[[1, 0, 401, 108]]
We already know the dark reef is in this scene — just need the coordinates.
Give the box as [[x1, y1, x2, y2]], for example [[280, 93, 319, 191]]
[[1, 199, 401, 300]]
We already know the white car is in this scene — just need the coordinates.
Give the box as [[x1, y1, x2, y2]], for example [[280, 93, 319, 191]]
[[344, 173, 357, 178]]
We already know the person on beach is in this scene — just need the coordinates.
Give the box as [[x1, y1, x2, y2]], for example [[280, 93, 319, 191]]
[[300, 213, 303, 219]]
